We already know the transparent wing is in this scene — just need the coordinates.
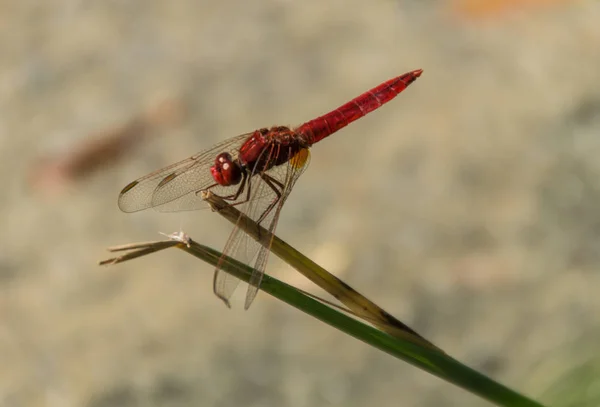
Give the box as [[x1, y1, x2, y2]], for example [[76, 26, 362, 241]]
[[212, 147, 311, 309], [244, 148, 310, 309], [212, 171, 275, 307], [117, 133, 253, 213]]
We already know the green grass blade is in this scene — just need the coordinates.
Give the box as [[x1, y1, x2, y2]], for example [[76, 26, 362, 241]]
[[201, 191, 438, 350], [180, 240, 545, 407]]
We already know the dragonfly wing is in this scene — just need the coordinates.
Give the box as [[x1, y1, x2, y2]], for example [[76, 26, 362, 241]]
[[213, 166, 277, 306], [213, 145, 310, 309], [212, 224, 250, 307], [243, 148, 311, 309], [117, 132, 252, 213]]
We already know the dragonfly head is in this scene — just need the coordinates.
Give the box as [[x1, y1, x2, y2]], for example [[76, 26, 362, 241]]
[[211, 152, 243, 186]]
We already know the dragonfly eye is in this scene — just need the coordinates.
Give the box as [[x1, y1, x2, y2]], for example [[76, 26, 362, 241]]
[[211, 153, 242, 186]]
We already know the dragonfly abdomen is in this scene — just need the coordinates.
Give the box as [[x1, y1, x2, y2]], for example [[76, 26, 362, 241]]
[[296, 69, 423, 145]]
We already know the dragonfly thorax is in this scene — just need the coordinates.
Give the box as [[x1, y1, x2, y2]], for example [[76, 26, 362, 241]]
[[210, 152, 243, 186]]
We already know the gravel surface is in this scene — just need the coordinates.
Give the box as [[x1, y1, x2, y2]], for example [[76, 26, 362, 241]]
[[1, 1, 599, 406]]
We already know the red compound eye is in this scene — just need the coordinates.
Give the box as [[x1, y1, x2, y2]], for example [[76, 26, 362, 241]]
[[210, 153, 242, 186]]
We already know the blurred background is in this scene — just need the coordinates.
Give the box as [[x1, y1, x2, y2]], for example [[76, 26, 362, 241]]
[[2, 0, 600, 406]]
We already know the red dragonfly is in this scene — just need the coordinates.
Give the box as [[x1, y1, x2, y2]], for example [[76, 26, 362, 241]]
[[118, 69, 423, 309]]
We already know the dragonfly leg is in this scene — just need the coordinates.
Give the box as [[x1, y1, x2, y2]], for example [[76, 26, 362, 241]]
[[263, 174, 285, 191], [255, 173, 284, 225], [203, 171, 248, 202], [224, 171, 248, 201], [219, 172, 254, 209]]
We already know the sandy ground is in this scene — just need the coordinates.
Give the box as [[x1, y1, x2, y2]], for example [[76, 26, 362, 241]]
[[1, 1, 599, 406]]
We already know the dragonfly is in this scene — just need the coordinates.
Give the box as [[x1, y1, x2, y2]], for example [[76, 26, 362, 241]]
[[118, 69, 423, 309]]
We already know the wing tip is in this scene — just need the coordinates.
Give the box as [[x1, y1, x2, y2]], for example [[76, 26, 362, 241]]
[[118, 180, 156, 213]]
